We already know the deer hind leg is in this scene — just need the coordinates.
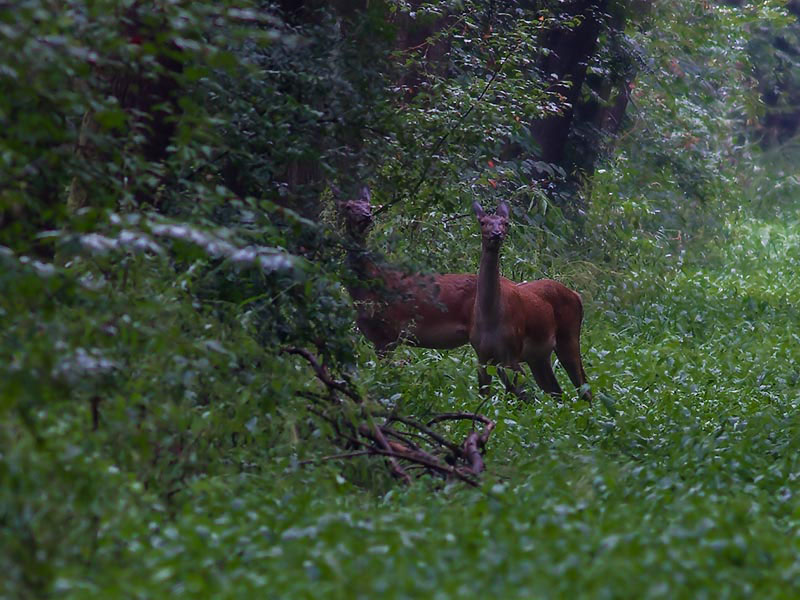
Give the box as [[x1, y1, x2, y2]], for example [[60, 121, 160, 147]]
[[554, 335, 591, 402], [477, 362, 527, 400], [528, 356, 563, 400]]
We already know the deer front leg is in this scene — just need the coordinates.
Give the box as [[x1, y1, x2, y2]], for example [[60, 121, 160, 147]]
[[498, 363, 528, 401], [356, 315, 401, 357], [477, 364, 492, 397]]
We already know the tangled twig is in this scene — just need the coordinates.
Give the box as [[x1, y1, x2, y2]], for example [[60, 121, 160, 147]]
[[282, 347, 361, 402], [283, 346, 496, 485]]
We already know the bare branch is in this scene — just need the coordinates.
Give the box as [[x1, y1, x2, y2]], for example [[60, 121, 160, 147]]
[[462, 432, 484, 474], [298, 451, 372, 465], [288, 347, 493, 486], [384, 414, 464, 457], [282, 346, 361, 402], [427, 412, 495, 428], [427, 412, 496, 447], [375, 38, 525, 217]]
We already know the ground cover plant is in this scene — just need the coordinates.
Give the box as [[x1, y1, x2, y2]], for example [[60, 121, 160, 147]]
[[19, 175, 800, 599], [3, 1, 800, 598]]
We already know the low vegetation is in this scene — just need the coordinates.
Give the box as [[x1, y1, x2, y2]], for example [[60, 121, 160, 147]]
[[3, 1, 800, 598]]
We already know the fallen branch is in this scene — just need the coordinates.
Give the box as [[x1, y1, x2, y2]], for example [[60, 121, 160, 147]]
[[287, 346, 496, 485], [462, 432, 485, 474], [427, 412, 496, 446], [298, 451, 372, 465], [365, 421, 412, 485]]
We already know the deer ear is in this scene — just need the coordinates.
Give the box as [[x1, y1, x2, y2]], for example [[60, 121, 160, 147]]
[[359, 186, 371, 202], [497, 201, 510, 218], [472, 201, 485, 218]]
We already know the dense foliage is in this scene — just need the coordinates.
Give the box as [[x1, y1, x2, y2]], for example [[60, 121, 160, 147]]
[[2, 1, 799, 597]]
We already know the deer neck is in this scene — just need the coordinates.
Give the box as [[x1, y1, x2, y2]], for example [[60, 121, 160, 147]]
[[344, 235, 385, 300], [476, 240, 502, 324], [345, 236, 370, 275]]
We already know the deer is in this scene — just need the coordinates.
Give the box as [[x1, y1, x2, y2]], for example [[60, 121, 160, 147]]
[[337, 185, 485, 354], [470, 201, 591, 401]]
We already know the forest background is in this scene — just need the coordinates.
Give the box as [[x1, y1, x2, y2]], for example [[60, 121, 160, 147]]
[[4, 0, 800, 597]]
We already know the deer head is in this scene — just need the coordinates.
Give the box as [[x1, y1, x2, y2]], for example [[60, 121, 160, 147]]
[[335, 185, 374, 239], [472, 201, 510, 250]]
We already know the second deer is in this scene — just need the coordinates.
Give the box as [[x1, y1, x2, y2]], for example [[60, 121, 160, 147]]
[[337, 186, 481, 354], [470, 201, 591, 401]]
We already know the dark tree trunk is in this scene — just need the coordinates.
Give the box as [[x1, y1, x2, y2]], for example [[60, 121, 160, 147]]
[[756, 0, 800, 145], [529, 0, 609, 165], [68, 5, 184, 212], [263, 1, 379, 220], [570, 2, 634, 171], [394, 1, 453, 101]]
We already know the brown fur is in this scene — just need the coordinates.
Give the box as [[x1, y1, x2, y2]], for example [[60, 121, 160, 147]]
[[338, 187, 481, 354], [470, 201, 591, 401]]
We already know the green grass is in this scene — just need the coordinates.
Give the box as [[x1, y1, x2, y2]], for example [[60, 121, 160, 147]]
[[48, 210, 800, 599]]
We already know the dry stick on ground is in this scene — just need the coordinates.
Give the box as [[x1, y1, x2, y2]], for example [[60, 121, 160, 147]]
[[365, 420, 413, 484], [303, 407, 417, 483], [313, 407, 484, 487], [426, 412, 496, 474], [382, 414, 465, 457], [462, 432, 485, 474], [298, 451, 372, 465], [283, 346, 496, 483]]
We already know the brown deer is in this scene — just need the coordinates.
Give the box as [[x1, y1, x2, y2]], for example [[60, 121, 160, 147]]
[[337, 186, 482, 354], [470, 201, 591, 401]]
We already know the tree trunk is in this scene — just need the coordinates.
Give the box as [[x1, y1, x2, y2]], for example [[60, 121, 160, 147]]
[[529, 0, 609, 165], [66, 5, 184, 214]]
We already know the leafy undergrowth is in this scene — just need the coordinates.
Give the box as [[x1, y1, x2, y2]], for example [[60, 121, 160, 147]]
[[41, 209, 800, 599]]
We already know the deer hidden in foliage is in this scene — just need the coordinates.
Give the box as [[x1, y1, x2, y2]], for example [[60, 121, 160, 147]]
[[337, 185, 481, 354]]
